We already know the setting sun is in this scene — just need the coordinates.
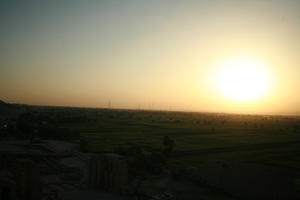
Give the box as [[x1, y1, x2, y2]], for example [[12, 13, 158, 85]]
[[1, 2, 300, 199], [214, 57, 272, 102]]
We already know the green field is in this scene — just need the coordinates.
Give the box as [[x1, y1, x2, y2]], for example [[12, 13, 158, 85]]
[[62, 109, 300, 168]]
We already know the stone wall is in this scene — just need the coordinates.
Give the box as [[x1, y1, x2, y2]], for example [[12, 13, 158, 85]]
[[15, 159, 42, 200], [88, 154, 128, 194], [0, 171, 17, 200]]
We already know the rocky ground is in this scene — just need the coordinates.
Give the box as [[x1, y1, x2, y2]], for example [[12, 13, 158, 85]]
[[1, 139, 299, 200]]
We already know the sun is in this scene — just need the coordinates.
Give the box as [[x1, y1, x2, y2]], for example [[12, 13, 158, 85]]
[[214, 56, 271, 102]]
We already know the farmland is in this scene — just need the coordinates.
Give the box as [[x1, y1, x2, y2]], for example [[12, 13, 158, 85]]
[[2, 103, 300, 199], [60, 109, 300, 168]]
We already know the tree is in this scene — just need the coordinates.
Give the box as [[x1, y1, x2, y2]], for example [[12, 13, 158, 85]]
[[163, 135, 174, 156]]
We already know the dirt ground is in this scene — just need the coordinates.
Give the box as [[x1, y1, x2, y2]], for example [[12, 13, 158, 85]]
[[196, 162, 300, 199]]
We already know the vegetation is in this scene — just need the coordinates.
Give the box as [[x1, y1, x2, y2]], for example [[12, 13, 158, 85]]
[[2, 103, 300, 170], [58, 108, 300, 169]]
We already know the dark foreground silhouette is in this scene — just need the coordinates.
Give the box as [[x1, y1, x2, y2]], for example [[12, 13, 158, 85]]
[[0, 100, 300, 199]]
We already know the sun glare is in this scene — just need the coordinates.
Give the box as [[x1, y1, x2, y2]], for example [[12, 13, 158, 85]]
[[214, 56, 271, 102]]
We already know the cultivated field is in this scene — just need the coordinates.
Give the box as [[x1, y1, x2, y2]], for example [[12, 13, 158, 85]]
[[61, 109, 300, 168]]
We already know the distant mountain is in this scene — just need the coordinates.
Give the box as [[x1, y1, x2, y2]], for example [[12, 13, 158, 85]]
[[0, 100, 28, 120], [0, 100, 6, 104], [0, 100, 9, 108], [0, 99, 10, 109]]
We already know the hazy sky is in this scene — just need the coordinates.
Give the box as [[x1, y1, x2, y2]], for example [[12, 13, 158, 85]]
[[1, 0, 299, 114]]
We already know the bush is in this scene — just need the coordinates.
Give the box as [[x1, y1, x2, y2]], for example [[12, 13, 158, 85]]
[[114, 143, 167, 175]]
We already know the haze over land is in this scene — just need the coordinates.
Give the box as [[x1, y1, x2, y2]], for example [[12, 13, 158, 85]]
[[1, 2, 300, 199], [1, 0, 300, 114]]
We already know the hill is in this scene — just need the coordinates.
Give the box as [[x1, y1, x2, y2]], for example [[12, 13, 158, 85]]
[[0, 100, 28, 120]]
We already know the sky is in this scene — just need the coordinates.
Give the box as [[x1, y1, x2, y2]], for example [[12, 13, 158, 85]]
[[0, 0, 299, 114]]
